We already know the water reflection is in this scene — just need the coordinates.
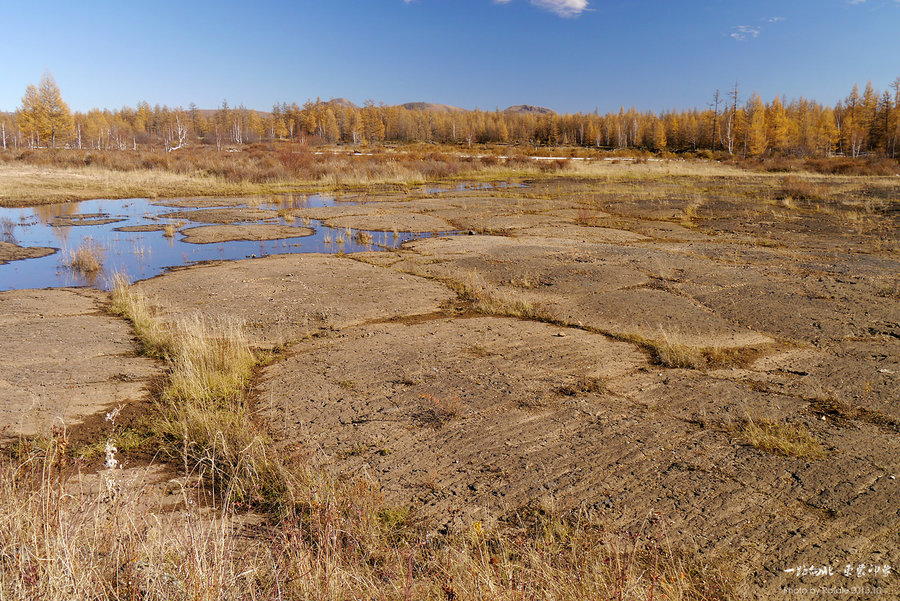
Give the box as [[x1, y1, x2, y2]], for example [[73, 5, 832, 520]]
[[0, 192, 457, 292]]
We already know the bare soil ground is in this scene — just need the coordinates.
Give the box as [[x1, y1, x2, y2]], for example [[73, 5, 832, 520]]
[[133, 254, 455, 347], [179, 224, 314, 244], [0, 241, 55, 264], [0, 288, 159, 440], [2, 165, 898, 598], [161, 207, 277, 223]]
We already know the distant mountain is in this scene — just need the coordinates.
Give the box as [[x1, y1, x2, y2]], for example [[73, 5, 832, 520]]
[[399, 102, 465, 113], [327, 97, 358, 109], [504, 104, 556, 115]]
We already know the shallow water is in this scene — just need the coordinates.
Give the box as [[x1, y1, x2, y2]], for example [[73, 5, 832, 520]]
[[0, 193, 449, 291]]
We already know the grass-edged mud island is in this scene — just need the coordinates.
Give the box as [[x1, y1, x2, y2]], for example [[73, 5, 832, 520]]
[[1, 160, 897, 599]]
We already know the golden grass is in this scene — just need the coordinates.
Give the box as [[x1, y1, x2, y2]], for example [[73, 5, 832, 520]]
[[446, 270, 551, 320], [109, 274, 173, 358], [612, 331, 758, 370], [65, 239, 104, 274], [0, 147, 752, 208], [0, 163, 256, 206], [353, 230, 373, 245], [110, 277, 292, 509], [739, 417, 825, 459], [161, 221, 182, 238], [0, 436, 734, 600]]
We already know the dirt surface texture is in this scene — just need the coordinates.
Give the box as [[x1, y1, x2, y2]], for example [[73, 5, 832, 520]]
[[161, 207, 277, 223], [0, 288, 159, 440], [180, 224, 315, 244], [0, 241, 55, 265], [3, 167, 899, 598], [134, 254, 455, 346]]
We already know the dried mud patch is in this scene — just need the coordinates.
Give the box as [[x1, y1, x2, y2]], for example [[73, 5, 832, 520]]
[[260, 316, 647, 524], [133, 254, 455, 347], [50, 213, 124, 227], [180, 224, 315, 244], [0, 288, 160, 440], [394, 235, 772, 348], [323, 212, 454, 233], [0, 241, 56, 265], [260, 314, 900, 597], [161, 207, 277, 224], [114, 223, 169, 233]]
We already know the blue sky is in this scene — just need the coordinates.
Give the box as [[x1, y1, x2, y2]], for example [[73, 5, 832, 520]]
[[2, 0, 898, 114]]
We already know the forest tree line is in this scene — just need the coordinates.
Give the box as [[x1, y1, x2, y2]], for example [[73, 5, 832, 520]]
[[4, 73, 900, 158]]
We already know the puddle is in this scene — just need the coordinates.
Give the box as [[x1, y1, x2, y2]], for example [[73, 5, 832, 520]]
[[0, 193, 449, 291]]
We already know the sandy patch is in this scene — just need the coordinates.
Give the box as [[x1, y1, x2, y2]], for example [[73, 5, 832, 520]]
[[51, 214, 124, 227], [115, 224, 168, 233]]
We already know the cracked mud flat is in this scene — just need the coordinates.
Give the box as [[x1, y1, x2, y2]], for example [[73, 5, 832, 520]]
[[3, 169, 898, 598]]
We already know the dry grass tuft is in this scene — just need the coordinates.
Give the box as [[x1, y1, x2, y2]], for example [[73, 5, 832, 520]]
[[353, 230, 373, 245], [65, 239, 105, 274], [109, 273, 173, 358], [614, 332, 707, 369], [776, 175, 826, 202], [613, 331, 758, 370], [110, 277, 292, 510], [161, 221, 183, 238], [739, 416, 825, 458], [447, 270, 551, 320], [557, 375, 606, 396]]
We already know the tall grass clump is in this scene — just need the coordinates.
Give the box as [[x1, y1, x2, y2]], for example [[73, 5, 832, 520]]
[[109, 273, 172, 358], [65, 238, 105, 274], [612, 330, 757, 370], [110, 277, 293, 510]]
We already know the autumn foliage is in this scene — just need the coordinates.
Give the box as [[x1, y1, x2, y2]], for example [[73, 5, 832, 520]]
[[2, 77, 899, 160]]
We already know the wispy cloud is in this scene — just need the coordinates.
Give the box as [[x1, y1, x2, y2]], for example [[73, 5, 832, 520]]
[[730, 25, 760, 41], [409, 0, 590, 18], [529, 0, 590, 17], [729, 16, 784, 41]]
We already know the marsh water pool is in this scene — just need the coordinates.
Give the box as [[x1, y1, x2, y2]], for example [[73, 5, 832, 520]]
[[0, 192, 453, 291]]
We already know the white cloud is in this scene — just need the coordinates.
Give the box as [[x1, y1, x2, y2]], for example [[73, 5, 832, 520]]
[[768, 16, 785, 22], [411, 0, 589, 18], [730, 25, 760, 41], [529, 0, 590, 17]]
